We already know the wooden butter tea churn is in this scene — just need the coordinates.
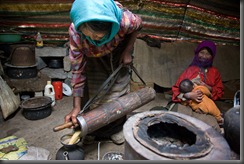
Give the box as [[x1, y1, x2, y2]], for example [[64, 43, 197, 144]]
[[53, 64, 156, 160]]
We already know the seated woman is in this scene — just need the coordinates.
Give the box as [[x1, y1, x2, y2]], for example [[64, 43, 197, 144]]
[[170, 40, 224, 133]]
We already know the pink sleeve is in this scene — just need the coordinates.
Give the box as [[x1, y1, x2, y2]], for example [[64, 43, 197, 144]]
[[119, 8, 142, 35], [69, 24, 87, 97]]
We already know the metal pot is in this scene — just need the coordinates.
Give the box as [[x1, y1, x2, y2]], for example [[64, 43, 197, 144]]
[[48, 58, 63, 68], [10, 44, 36, 66], [21, 96, 52, 120], [224, 106, 240, 154], [56, 133, 85, 160], [5, 63, 38, 79]]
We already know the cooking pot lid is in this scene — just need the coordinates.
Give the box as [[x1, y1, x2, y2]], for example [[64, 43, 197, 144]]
[[21, 96, 52, 109]]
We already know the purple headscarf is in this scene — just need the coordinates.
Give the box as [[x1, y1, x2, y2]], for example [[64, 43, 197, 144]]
[[189, 40, 216, 68]]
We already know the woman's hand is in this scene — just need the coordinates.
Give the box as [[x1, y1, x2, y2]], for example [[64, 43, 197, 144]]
[[185, 90, 203, 103], [119, 31, 138, 65], [64, 107, 80, 128], [64, 97, 82, 128], [193, 90, 203, 102], [120, 51, 132, 65]]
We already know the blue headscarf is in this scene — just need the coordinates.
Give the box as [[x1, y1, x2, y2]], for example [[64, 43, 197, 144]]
[[70, 0, 122, 47]]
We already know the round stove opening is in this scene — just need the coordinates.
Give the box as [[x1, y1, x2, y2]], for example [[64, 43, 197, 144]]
[[147, 122, 196, 148], [124, 111, 231, 160], [133, 113, 213, 159]]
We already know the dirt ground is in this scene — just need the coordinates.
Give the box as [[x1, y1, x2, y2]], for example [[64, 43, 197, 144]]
[[0, 92, 240, 161], [0, 91, 168, 160]]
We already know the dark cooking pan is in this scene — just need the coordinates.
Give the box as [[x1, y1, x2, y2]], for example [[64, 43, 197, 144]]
[[21, 96, 53, 120]]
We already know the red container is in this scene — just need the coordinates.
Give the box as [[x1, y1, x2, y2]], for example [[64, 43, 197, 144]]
[[52, 81, 63, 100]]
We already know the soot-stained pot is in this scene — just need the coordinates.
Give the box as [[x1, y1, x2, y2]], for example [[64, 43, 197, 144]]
[[10, 45, 36, 66], [21, 96, 52, 120], [47, 57, 63, 68], [4, 44, 38, 79], [56, 133, 85, 160], [5, 63, 38, 79]]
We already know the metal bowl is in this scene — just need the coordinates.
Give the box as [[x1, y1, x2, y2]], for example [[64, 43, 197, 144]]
[[10, 45, 36, 66], [60, 133, 81, 146], [0, 33, 22, 43], [102, 152, 124, 160]]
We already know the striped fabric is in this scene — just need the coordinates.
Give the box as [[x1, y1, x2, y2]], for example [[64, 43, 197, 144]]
[[0, 0, 240, 46], [0, 0, 73, 46]]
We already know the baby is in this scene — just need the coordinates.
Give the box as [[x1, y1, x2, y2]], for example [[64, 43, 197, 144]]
[[179, 78, 224, 125]]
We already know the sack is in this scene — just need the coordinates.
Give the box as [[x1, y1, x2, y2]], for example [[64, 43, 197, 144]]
[[19, 146, 51, 160], [0, 76, 20, 119]]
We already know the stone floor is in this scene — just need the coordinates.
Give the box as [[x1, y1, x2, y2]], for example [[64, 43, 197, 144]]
[[0, 91, 240, 161]]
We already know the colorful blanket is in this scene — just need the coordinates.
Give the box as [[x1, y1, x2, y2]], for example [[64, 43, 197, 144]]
[[0, 136, 28, 160]]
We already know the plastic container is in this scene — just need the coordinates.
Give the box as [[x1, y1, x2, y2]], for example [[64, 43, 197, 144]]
[[52, 81, 63, 100], [62, 83, 72, 96], [20, 95, 30, 101], [44, 81, 55, 106], [36, 32, 43, 48]]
